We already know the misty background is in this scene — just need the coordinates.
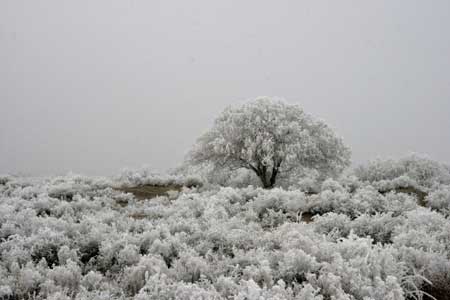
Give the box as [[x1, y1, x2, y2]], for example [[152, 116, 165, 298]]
[[1, 0, 450, 176]]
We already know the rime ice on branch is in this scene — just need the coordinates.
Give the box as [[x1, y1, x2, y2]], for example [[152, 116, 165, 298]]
[[188, 97, 351, 188]]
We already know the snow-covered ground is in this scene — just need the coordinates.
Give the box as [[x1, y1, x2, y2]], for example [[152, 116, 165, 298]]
[[1, 156, 450, 299]]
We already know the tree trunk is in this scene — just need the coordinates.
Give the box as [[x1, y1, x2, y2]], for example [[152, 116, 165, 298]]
[[269, 167, 278, 187], [247, 163, 278, 189], [260, 175, 272, 188], [258, 167, 277, 189]]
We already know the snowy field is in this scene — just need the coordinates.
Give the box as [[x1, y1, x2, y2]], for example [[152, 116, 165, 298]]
[[1, 155, 450, 300]]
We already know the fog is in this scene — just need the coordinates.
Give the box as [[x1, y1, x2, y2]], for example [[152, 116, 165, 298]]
[[1, 0, 450, 176]]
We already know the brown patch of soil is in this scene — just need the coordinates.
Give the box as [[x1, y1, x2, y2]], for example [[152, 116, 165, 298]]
[[422, 284, 450, 300], [128, 212, 148, 220], [299, 212, 315, 224], [115, 185, 182, 200]]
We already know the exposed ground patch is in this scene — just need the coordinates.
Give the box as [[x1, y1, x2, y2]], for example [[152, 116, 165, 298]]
[[115, 184, 183, 200]]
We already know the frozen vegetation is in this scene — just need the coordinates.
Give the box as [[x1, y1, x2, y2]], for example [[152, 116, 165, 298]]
[[1, 155, 450, 300], [113, 169, 203, 189], [188, 97, 351, 189], [1, 99, 450, 299]]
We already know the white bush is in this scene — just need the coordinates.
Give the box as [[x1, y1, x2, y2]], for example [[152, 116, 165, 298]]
[[114, 167, 203, 188], [0, 173, 448, 299], [354, 154, 450, 192], [425, 184, 450, 215]]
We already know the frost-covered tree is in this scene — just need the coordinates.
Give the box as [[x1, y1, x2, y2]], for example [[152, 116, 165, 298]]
[[188, 97, 351, 188]]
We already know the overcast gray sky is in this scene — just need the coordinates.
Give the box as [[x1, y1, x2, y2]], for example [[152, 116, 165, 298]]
[[1, 0, 450, 176]]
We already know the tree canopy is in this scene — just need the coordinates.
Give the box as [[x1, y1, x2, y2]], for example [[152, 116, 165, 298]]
[[188, 97, 351, 188]]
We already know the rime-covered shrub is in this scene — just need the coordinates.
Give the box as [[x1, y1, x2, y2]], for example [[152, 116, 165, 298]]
[[78, 239, 101, 265], [314, 212, 403, 244], [46, 174, 111, 200], [121, 254, 169, 296], [313, 213, 351, 238], [235, 279, 294, 300], [308, 186, 417, 217], [13, 262, 44, 298], [57, 245, 79, 265], [354, 154, 450, 192], [173, 250, 210, 283], [393, 208, 450, 253], [30, 231, 69, 267], [117, 244, 141, 267], [277, 249, 320, 283], [115, 167, 203, 188], [0, 174, 12, 185], [80, 271, 104, 291], [425, 184, 450, 215], [47, 259, 82, 293], [252, 188, 309, 219], [0, 173, 449, 299]]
